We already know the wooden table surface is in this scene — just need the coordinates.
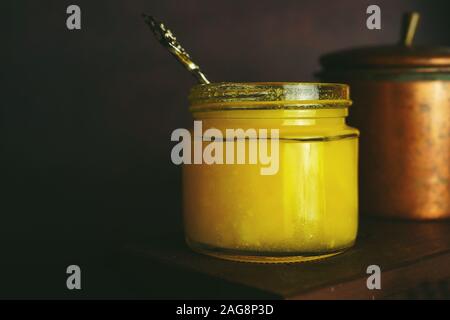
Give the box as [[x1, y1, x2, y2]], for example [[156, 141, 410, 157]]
[[118, 218, 450, 299]]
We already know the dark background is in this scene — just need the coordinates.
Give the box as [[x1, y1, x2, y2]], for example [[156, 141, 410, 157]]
[[3, 0, 450, 298]]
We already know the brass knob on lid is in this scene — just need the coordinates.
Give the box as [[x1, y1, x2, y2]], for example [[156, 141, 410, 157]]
[[400, 12, 420, 47]]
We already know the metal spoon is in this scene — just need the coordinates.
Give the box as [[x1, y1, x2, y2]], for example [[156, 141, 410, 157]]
[[142, 14, 210, 84]]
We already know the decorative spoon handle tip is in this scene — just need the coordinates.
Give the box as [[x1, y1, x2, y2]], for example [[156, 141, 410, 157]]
[[142, 14, 210, 84]]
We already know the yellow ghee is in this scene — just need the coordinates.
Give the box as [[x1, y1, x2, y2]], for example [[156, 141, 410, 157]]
[[183, 83, 359, 263]]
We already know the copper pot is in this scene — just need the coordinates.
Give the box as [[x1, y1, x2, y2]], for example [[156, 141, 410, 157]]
[[318, 13, 450, 220]]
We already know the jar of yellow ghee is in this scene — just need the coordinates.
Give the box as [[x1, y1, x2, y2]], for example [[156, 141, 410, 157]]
[[182, 82, 359, 263]]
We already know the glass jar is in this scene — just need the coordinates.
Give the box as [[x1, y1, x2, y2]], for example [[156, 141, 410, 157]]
[[183, 82, 359, 263]]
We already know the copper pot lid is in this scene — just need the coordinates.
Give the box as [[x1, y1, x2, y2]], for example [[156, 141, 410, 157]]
[[320, 12, 450, 70], [321, 46, 450, 69]]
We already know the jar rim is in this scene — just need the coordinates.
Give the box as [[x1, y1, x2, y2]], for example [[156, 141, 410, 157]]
[[188, 82, 351, 112]]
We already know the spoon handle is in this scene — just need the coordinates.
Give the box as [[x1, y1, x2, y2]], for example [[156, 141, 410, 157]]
[[143, 14, 210, 84]]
